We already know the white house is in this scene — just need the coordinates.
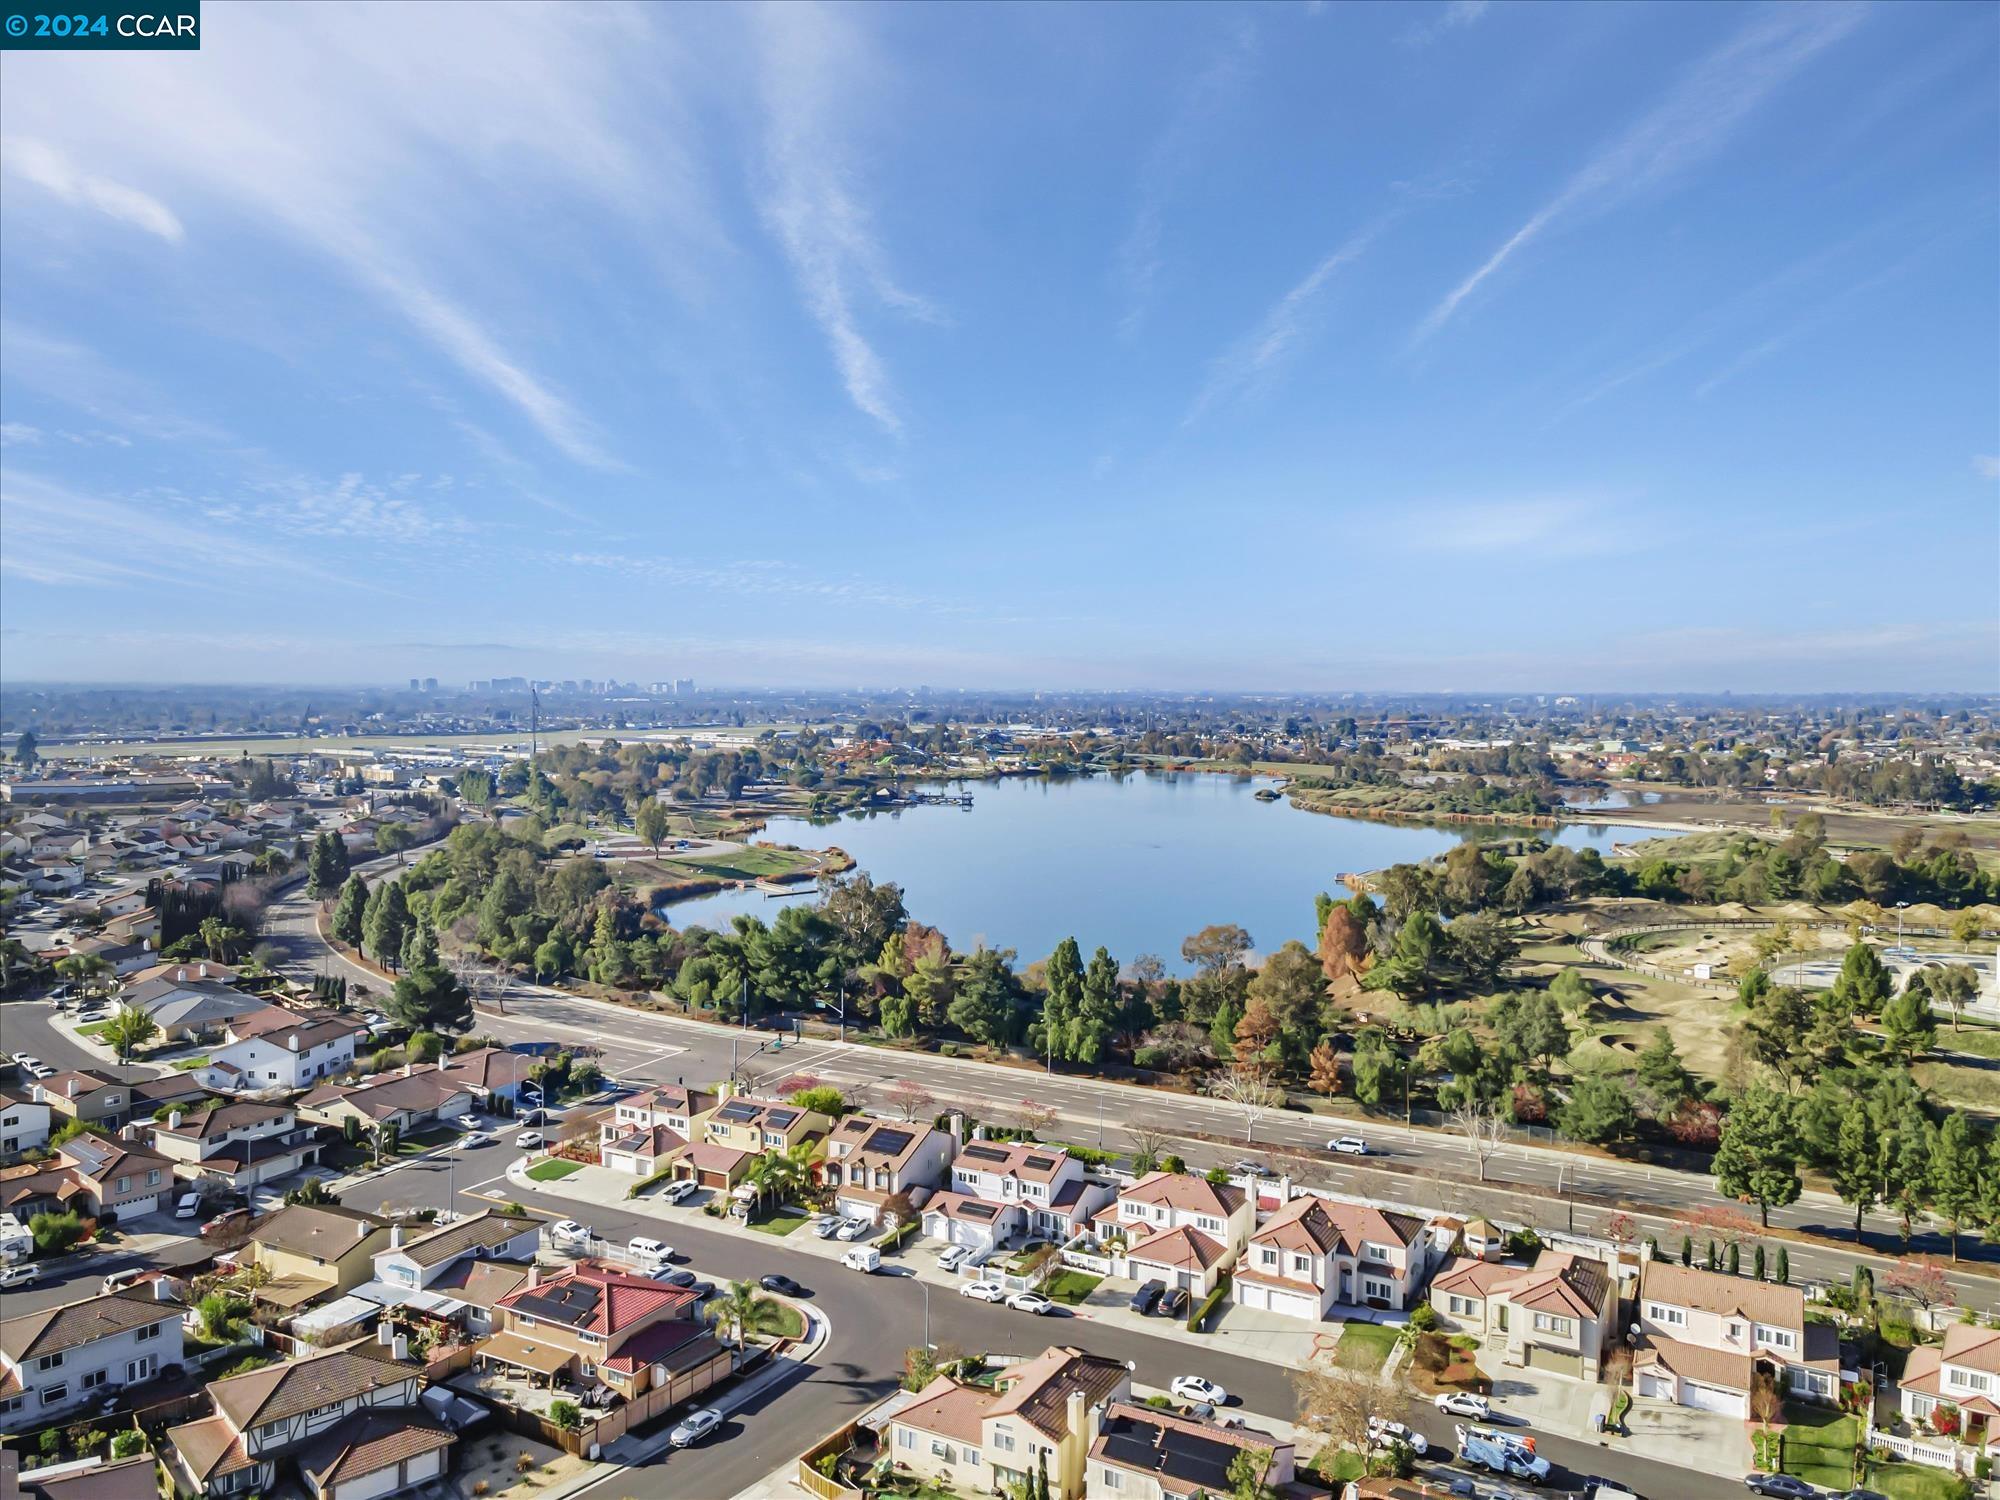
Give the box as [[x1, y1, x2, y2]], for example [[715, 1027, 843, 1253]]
[[1430, 1249, 1619, 1381], [598, 1084, 715, 1176], [150, 1102, 321, 1191], [922, 1140, 1114, 1253], [0, 1283, 186, 1433], [364, 1210, 540, 1300], [195, 1010, 363, 1094], [0, 1089, 51, 1160], [820, 1116, 956, 1224], [1090, 1172, 1254, 1297], [1632, 1260, 1839, 1417], [1899, 1323, 1999, 1457], [1232, 1194, 1433, 1321]]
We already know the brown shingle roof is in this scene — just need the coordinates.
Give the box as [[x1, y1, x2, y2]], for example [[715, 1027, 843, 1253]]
[[1117, 1170, 1244, 1218], [1941, 1323, 2000, 1376], [391, 1209, 536, 1269], [1251, 1194, 1426, 1257], [990, 1345, 1131, 1440], [207, 1344, 412, 1429], [894, 1374, 989, 1445], [295, 1408, 453, 1488], [1640, 1260, 1803, 1329], [1126, 1224, 1227, 1273], [252, 1203, 387, 1264], [166, 1414, 254, 1485], [0, 1287, 182, 1363]]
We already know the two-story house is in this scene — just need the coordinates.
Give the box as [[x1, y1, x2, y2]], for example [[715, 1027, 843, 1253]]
[[0, 1088, 51, 1160], [923, 1141, 1114, 1254], [1091, 1172, 1254, 1298], [360, 1211, 540, 1315], [165, 1341, 452, 1498], [0, 1283, 185, 1434], [820, 1117, 955, 1224], [150, 1102, 321, 1192], [1632, 1260, 1839, 1417], [1898, 1323, 1999, 1455], [599, 1085, 716, 1177], [233, 1204, 391, 1314], [702, 1095, 832, 1155], [33, 1070, 136, 1131], [1430, 1249, 1617, 1381], [1233, 1194, 1433, 1321], [479, 1260, 731, 1409], [194, 1009, 364, 1095], [888, 1344, 1132, 1499], [1087, 1400, 1294, 1500], [59, 1134, 173, 1218]]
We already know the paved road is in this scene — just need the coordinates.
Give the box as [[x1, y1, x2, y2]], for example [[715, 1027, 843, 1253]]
[[341, 1141, 1749, 1500], [253, 874, 2000, 1314]]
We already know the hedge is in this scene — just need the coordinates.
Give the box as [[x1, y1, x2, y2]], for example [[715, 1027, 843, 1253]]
[[627, 1165, 680, 1200], [1187, 1273, 1232, 1333], [879, 1219, 919, 1251]]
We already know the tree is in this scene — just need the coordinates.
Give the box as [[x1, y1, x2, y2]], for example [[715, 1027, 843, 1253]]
[[1829, 1098, 1880, 1241], [332, 873, 369, 947], [1226, 1448, 1278, 1500], [1127, 1126, 1170, 1176], [1039, 937, 1083, 1066], [634, 798, 671, 856], [1292, 1363, 1406, 1466], [1880, 1257, 1953, 1314], [1450, 910, 1519, 989], [1489, 991, 1571, 1077], [197, 916, 247, 962], [1350, 1031, 1405, 1109], [1557, 1074, 1637, 1145], [1634, 1028, 1695, 1105], [28, 1210, 83, 1254], [1318, 902, 1370, 986], [363, 881, 412, 970], [1880, 986, 1938, 1060], [1211, 1067, 1285, 1143], [1362, 911, 1448, 1002], [388, 963, 472, 1034], [548, 1399, 582, 1432], [1712, 1086, 1802, 1227], [1929, 1111, 1985, 1261], [306, 831, 350, 899], [1450, 1096, 1509, 1182], [1232, 999, 1280, 1073], [100, 1004, 159, 1065], [1829, 941, 1893, 1017], [1307, 1040, 1343, 1097], [1921, 963, 1979, 1033], [1014, 1098, 1060, 1138], [881, 1080, 936, 1123], [947, 949, 1020, 1048], [708, 1279, 778, 1347], [13, 730, 40, 769], [1069, 945, 1120, 1065]]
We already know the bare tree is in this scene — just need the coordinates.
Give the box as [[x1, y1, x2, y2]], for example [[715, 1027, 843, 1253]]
[[1127, 1125, 1171, 1175], [1210, 1067, 1285, 1144], [1292, 1362, 1408, 1463], [882, 1079, 936, 1123], [1015, 1098, 1060, 1139], [1449, 1096, 1509, 1183]]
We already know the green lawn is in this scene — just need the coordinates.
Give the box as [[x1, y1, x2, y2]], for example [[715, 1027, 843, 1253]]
[[405, 1123, 460, 1148], [1316, 1450, 1365, 1484], [1860, 1460, 1975, 1500], [751, 1301, 806, 1340], [170, 1054, 211, 1072], [75, 1020, 112, 1038], [1334, 1320, 1401, 1371], [1040, 1271, 1103, 1306], [744, 1208, 808, 1237], [1780, 1408, 1860, 1492], [526, 1158, 584, 1182]]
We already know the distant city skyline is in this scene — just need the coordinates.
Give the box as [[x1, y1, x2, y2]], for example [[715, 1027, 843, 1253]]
[[1, 1, 1995, 691]]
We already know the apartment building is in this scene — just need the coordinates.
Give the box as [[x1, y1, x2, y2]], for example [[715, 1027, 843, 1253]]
[[1233, 1194, 1432, 1321], [1632, 1261, 1839, 1416], [0, 1284, 185, 1434]]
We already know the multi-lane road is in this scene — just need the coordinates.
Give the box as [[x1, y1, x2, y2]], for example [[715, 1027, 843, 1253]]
[[256, 868, 2000, 1318]]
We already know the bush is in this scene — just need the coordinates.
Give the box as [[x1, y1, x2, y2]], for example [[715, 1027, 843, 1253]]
[[1133, 1046, 1170, 1070], [548, 1399, 582, 1432], [789, 1086, 848, 1117], [29, 1210, 84, 1255], [878, 1219, 919, 1251], [1047, 1141, 1119, 1167], [1406, 1303, 1440, 1334], [109, 1431, 147, 1460], [1186, 1274, 1232, 1333]]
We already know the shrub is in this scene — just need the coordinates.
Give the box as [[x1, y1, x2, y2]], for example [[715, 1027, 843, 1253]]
[[109, 1431, 147, 1459], [29, 1210, 84, 1255], [548, 1399, 582, 1432], [1406, 1303, 1440, 1334], [1186, 1274, 1232, 1333], [1133, 1046, 1170, 1070]]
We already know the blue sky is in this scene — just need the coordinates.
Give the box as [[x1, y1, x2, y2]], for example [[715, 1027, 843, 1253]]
[[1, 0, 1995, 692]]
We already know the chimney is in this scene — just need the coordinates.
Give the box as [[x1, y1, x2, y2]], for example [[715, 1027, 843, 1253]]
[[948, 1111, 965, 1148], [392, 1333, 409, 1362], [526, 1262, 541, 1288], [152, 1276, 175, 1301], [1067, 1388, 1087, 1444], [289, 1033, 300, 1052], [67, 1078, 79, 1098], [356, 1219, 371, 1240], [199, 964, 209, 979], [389, 1225, 402, 1250], [168, 1111, 183, 1131], [376, 1320, 394, 1346]]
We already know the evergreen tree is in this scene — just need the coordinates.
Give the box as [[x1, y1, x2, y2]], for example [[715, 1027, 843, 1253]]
[[1829, 941, 1893, 1017], [1712, 1086, 1802, 1227], [1680, 1235, 1693, 1266], [306, 832, 349, 899], [1071, 946, 1119, 1065], [332, 874, 370, 948], [364, 881, 412, 970], [1775, 1246, 1789, 1284], [402, 919, 440, 973], [1929, 1111, 1985, 1261], [1041, 937, 1083, 1064]]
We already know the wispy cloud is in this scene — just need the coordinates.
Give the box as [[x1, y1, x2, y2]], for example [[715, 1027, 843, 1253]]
[[1974, 456, 2000, 480], [1374, 495, 1654, 559], [751, 3, 941, 436], [0, 425, 41, 447], [0, 136, 184, 242], [1188, 212, 1396, 420], [1116, 21, 1258, 338], [1416, 3, 1867, 342], [1402, 0, 1490, 48], [197, 471, 480, 547]]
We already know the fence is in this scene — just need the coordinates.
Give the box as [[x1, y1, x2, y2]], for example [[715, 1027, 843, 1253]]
[[1868, 1427, 1976, 1476], [796, 1418, 867, 1500]]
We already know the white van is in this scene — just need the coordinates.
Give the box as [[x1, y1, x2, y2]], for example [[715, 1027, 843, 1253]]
[[841, 1246, 881, 1274], [174, 1192, 203, 1220], [101, 1267, 147, 1295], [627, 1236, 672, 1269]]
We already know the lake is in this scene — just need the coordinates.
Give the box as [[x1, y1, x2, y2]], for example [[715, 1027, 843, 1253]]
[[659, 772, 1657, 971]]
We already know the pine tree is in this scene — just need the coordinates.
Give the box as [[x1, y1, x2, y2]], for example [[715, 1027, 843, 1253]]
[[1712, 1086, 1802, 1227], [1040, 937, 1083, 1065], [1774, 1246, 1789, 1285], [1753, 1244, 1766, 1281], [364, 881, 412, 970], [332, 874, 370, 948], [1680, 1235, 1693, 1267]]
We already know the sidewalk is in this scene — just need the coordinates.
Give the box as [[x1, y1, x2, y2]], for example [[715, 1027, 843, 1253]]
[[502, 1158, 1332, 1373]]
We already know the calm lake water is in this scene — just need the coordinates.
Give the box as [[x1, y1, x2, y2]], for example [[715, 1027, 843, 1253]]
[[660, 772, 1656, 971]]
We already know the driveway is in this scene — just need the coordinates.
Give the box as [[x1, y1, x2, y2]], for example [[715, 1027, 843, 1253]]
[[1620, 1393, 1754, 1479]]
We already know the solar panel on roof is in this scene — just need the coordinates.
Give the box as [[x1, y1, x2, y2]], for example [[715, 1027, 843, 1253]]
[[766, 1108, 799, 1127], [1023, 1155, 1056, 1170], [868, 1128, 914, 1156], [1100, 1429, 1158, 1471], [963, 1203, 998, 1219], [717, 1102, 757, 1122], [961, 1144, 1009, 1162], [1158, 1429, 1235, 1489]]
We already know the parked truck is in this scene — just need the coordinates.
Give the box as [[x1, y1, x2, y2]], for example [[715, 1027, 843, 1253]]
[[1455, 1425, 1551, 1485]]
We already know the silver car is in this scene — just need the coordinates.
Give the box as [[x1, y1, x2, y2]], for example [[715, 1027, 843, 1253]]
[[668, 1408, 722, 1447]]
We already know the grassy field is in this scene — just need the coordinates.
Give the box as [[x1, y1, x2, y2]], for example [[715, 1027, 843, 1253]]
[[526, 1158, 584, 1182], [745, 1208, 808, 1237], [1780, 1407, 1860, 1491], [1334, 1320, 1400, 1371], [1912, 1057, 2000, 1114], [672, 845, 821, 881], [1519, 934, 1744, 1083], [1040, 1270, 1104, 1306], [751, 1300, 806, 1340], [75, 1020, 112, 1038]]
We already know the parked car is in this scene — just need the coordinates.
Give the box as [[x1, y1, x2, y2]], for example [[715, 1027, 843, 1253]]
[[1744, 1477, 1818, 1500], [515, 1131, 545, 1149], [1582, 1479, 1645, 1500], [1186, 1402, 1241, 1428], [7, 1052, 32, 1065], [1159, 1286, 1191, 1319], [685, 1280, 718, 1301], [937, 1246, 968, 1273], [1170, 1375, 1227, 1406], [174, 1192, 203, 1219], [1435, 1391, 1491, 1420], [1007, 1291, 1054, 1316], [1368, 1418, 1428, 1456], [1230, 1160, 1266, 1176], [199, 1209, 253, 1240], [548, 1219, 592, 1247], [0, 1263, 40, 1288], [959, 1280, 1006, 1302], [1327, 1136, 1369, 1156], [760, 1274, 806, 1296], [626, 1236, 672, 1268], [835, 1217, 871, 1242], [1128, 1280, 1164, 1316], [27, 1063, 54, 1080], [659, 1179, 699, 1205], [1832, 1491, 1889, 1500], [812, 1215, 843, 1239], [668, 1408, 723, 1448], [101, 1267, 150, 1294]]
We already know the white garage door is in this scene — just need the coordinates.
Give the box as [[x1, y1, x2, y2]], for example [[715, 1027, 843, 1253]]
[[1681, 1381, 1746, 1417], [1270, 1289, 1321, 1320], [1639, 1372, 1674, 1400]]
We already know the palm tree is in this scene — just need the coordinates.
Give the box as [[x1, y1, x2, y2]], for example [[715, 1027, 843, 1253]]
[[101, 1004, 159, 1066], [707, 1280, 777, 1348]]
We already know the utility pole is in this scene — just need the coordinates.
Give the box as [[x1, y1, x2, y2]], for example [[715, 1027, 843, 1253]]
[[530, 687, 540, 763]]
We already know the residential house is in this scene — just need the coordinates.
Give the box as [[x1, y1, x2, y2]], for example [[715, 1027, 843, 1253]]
[[599, 1085, 714, 1175], [820, 1116, 955, 1224], [34, 1069, 137, 1131], [1233, 1194, 1433, 1321], [0, 1089, 51, 1159], [130, 1072, 209, 1117], [121, 976, 267, 1043], [422, 1257, 534, 1341], [1091, 1172, 1254, 1297], [59, 1134, 173, 1218], [165, 1341, 450, 1499], [194, 1009, 364, 1094], [297, 1067, 474, 1135], [1632, 1260, 1839, 1417], [125, 960, 239, 989], [670, 1142, 758, 1191], [888, 1344, 1133, 1499], [362, 1210, 540, 1310], [479, 1260, 730, 1408], [0, 1283, 185, 1434], [702, 1094, 831, 1154], [7, 1450, 157, 1500], [234, 1204, 391, 1313], [1898, 1323, 1999, 1456], [1430, 1250, 1618, 1381], [437, 1046, 533, 1108], [1087, 1400, 1295, 1500], [150, 1102, 321, 1191], [0, 1164, 84, 1222], [923, 1140, 1113, 1254]]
